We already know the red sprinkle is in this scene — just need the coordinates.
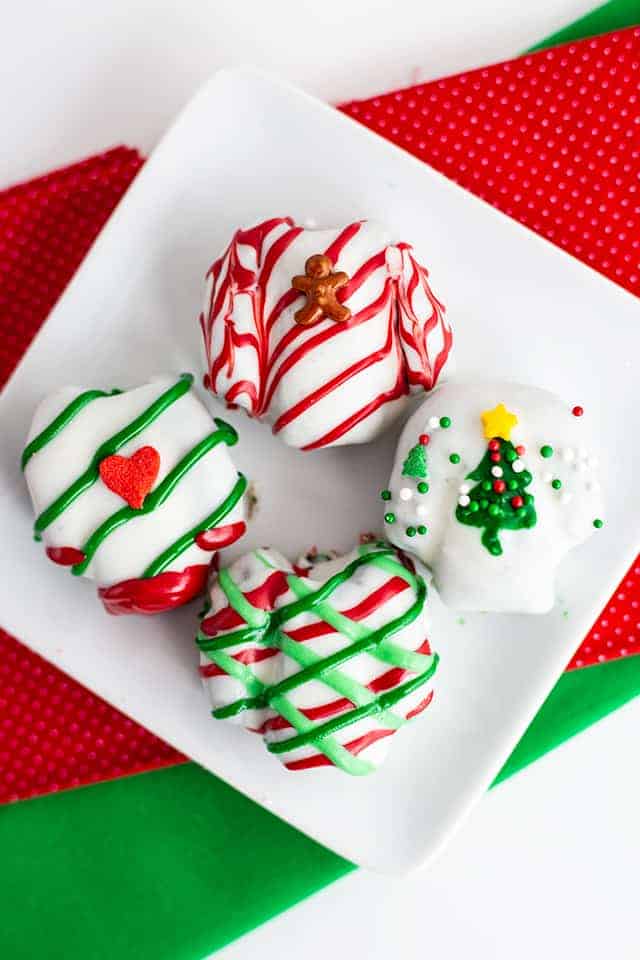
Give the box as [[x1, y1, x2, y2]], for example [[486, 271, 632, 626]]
[[572, 405, 584, 417], [511, 495, 524, 509], [493, 479, 506, 493], [419, 433, 430, 446], [490, 452, 501, 462], [99, 446, 160, 509], [488, 439, 500, 451], [516, 445, 525, 456]]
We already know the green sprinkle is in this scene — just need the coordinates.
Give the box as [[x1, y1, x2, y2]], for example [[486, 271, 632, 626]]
[[384, 512, 396, 524], [417, 525, 427, 535], [540, 444, 554, 459], [551, 478, 562, 490], [488, 504, 500, 517], [505, 448, 517, 462], [449, 453, 461, 464], [522, 470, 532, 485], [417, 481, 429, 494], [380, 489, 392, 501], [480, 498, 489, 510], [593, 518, 604, 529], [508, 479, 518, 491], [406, 526, 417, 538], [482, 480, 492, 492], [439, 416, 451, 428], [469, 500, 480, 513]]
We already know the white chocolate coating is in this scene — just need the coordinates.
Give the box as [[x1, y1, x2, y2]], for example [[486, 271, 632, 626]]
[[385, 381, 604, 613], [24, 375, 247, 590], [201, 218, 452, 450]]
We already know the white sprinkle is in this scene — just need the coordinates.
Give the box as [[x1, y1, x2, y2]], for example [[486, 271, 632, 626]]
[[459, 482, 471, 494], [562, 447, 575, 463], [458, 495, 471, 507], [399, 487, 412, 501], [416, 503, 428, 517], [427, 416, 440, 430], [491, 466, 503, 478], [561, 492, 573, 505], [512, 460, 524, 474], [543, 471, 553, 483]]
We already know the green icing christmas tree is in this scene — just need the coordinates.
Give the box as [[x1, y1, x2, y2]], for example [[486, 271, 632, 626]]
[[456, 436, 536, 556], [402, 442, 427, 479]]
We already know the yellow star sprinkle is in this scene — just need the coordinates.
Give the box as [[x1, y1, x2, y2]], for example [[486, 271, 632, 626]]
[[481, 403, 518, 441]]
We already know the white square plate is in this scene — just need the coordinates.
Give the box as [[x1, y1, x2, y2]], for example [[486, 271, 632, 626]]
[[0, 68, 637, 874]]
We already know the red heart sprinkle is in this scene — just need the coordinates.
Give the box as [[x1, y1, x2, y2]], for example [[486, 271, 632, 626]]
[[99, 446, 160, 509]]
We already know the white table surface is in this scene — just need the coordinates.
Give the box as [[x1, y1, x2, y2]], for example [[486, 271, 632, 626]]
[[2, 2, 638, 958]]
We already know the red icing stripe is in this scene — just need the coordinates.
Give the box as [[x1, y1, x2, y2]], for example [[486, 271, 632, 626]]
[[195, 521, 246, 551], [285, 575, 410, 643], [199, 646, 280, 677], [266, 272, 393, 412], [99, 564, 209, 616], [271, 286, 396, 433], [200, 570, 290, 636], [405, 689, 434, 721], [46, 546, 86, 566], [284, 727, 396, 770], [301, 363, 406, 451]]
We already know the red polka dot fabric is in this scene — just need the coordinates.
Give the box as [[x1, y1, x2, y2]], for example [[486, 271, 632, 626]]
[[341, 27, 640, 294], [1, 29, 638, 804], [0, 148, 187, 805]]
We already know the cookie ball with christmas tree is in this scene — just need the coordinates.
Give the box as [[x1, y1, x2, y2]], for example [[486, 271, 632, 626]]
[[382, 382, 604, 613]]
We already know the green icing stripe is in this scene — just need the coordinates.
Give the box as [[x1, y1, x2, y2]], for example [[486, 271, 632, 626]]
[[21, 388, 122, 470], [270, 694, 375, 776], [218, 564, 271, 629], [267, 655, 439, 757], [33, 374, 194, 538], [142, 472, 246, 578], [273, 624, 405, 733], [211, 650, 266, 698], [71, 421, 239, 576]]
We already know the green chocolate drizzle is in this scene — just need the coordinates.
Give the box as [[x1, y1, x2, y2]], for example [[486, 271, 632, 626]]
[[197, 545, 437, 776], [31, 375, 194, 538], [21, 388, 122, 470], [142, 472, 246, 578]]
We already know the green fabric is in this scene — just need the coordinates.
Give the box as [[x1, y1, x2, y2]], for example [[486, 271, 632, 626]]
[[528, 0, 640, 52], [0, 763, 355, 960], [3, 6, 640, 959], [2, 659, 639, 960], [493, 654, 640, 784]]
